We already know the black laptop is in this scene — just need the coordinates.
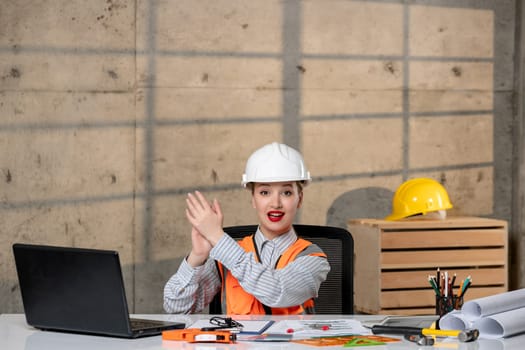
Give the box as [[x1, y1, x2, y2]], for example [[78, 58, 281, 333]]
[[12, 243, 185, 338]]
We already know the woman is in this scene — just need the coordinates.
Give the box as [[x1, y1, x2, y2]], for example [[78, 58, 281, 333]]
[[163, 142, 330, 314]]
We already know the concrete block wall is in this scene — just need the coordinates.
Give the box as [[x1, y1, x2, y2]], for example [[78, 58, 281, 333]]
[[0, 0, 517, 313]]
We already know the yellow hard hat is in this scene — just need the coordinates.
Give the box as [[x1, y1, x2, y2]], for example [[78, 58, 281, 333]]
[[385, 178, 453, 221]]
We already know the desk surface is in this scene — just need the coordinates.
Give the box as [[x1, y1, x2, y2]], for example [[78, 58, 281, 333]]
[[2, 313, 524, 350]]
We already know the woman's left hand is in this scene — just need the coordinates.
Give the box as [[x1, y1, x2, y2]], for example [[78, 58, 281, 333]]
[[185, 191, 224, 246]]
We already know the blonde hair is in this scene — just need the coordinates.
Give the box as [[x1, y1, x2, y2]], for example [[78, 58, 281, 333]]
[[248, 181, 304, 194]]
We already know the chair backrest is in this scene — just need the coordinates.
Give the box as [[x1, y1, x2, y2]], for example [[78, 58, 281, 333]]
[[208, 224, 354, 314]]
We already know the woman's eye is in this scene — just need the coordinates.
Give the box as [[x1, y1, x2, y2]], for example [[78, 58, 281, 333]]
[[283, 190, 293, 196], [259, 190, 269, 196]]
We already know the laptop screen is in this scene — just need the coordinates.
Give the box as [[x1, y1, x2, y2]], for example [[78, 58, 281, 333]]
[[13, 244, 136, 337]]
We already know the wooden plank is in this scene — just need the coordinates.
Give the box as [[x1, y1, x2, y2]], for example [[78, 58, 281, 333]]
[[350, 216, 509, 314], [355, 306, 382, 315], [350, 224, 382, 313], [381, 267, 507, 289], [377, 308, 436, 316], [381, 229, 506, 249], [381, 248, 506, 269], [349, 217, 507, 231], [380, 287, 507, 308], [355, 306, 436, 316]]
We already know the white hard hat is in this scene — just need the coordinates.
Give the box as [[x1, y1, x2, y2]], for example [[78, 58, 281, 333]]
[[241, 142, 311, 187]]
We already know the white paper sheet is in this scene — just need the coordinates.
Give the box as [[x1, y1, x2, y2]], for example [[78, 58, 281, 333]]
[[265, 319, 370, 339], [473, 307, 525, 339], [462, 289, 525, 321]]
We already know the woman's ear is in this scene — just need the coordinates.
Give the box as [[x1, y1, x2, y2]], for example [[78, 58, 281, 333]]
[[297, 191, 303, 208], [251, 195, 256, 209]]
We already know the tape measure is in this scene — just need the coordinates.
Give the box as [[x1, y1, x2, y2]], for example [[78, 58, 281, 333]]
[[162, 328, 236, 343]]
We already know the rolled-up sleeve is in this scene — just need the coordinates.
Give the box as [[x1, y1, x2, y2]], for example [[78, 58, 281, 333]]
[[163, 257, 221, 314]]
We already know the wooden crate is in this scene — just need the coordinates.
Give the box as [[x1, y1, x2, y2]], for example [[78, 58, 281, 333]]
[[348, 216, 508, 315]]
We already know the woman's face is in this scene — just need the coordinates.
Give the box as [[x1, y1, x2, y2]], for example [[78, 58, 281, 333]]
[[251, 181, 303, 240]]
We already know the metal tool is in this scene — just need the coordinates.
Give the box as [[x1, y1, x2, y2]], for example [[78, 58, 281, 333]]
[[370, 325, 479, 342], [404, 334, 435, 346], [162, 328, 236, 343], [456, 329, 480, 342]]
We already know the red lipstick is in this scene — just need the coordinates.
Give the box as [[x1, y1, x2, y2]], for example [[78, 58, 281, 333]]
[[267, 211, 284, 222]]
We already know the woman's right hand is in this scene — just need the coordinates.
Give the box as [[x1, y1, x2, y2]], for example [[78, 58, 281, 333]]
[[187, 226, 212, 267]]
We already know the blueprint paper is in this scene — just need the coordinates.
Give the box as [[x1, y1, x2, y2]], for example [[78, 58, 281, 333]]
[[439, 288, 525, 339], [438, 310, 472, 330], [462, 289, 525, 321], [473, 307, 525, 339]]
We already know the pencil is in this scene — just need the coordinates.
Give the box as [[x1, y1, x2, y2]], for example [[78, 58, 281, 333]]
[[428, 276, 440, 296], [461, 280, 472, 297], [444, 271, 449, 297], [450, 273, 457, 297], [451, 273, 457, 288], [457, 280, 464, 297], [461, 276, 471, 295], [436, 268, 441, 293]]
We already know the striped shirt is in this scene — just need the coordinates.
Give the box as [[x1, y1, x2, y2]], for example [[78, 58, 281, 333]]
[[163, 227, 330, 314]]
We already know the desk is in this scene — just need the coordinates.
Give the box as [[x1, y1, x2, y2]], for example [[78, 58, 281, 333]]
[[2, 314, 524, 349]]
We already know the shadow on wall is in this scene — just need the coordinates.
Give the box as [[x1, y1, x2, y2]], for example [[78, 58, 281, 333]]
[[326, 187, 394, 228], [121, 256, 184, 314]]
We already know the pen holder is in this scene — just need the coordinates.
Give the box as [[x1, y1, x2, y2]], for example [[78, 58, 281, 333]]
[[436, 295, 463, 319]]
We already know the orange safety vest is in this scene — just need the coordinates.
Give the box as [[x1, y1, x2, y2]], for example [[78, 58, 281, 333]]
[[217, 235, 327, 315]]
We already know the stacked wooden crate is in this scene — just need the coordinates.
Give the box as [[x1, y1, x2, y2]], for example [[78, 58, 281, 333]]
[[348, 217, 508, 315]]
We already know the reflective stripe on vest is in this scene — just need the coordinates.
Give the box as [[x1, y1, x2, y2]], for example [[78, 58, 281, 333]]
[[217, 235, 326, 315]]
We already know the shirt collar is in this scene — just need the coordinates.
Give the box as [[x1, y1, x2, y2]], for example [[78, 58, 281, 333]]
[[254, 226, 298, 255]]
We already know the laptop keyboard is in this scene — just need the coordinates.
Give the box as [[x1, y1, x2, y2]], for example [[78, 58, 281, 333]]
[[130, 318, 166, 330]]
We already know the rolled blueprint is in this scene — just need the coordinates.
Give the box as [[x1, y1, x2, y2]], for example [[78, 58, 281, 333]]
[[438, 310, 472, 330], [473, 307, 525, 339], [462, 288, 525, 321]]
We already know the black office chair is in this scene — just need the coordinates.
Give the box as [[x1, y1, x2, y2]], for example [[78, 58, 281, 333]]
[[208, 224, 354, 314]]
